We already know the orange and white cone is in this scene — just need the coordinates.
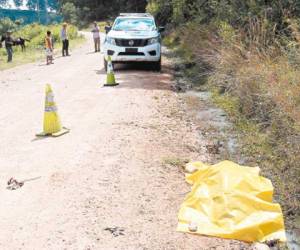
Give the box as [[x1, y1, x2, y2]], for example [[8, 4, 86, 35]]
[[36, 84, 70, 137]]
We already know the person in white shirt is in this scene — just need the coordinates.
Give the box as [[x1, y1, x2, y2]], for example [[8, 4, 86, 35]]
[[91, 21, 100, 52], [61, 23, 70, 56]]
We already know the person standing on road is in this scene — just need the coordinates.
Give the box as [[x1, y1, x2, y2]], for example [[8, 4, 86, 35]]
[[3, 31, 14, 63], [91, 21, 101, 52], [45, 31, 54, 65], [61, 23, 70, 56]]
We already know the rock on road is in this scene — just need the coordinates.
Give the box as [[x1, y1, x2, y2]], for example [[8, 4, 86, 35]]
[[0, 32, 246, 250]]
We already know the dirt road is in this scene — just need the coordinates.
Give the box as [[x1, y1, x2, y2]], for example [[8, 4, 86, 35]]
[[0, 33, 246, 250]]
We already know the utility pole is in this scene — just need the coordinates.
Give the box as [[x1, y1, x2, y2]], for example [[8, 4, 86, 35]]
[[45, 0, 49, 24], [37, 0, 40, 23]]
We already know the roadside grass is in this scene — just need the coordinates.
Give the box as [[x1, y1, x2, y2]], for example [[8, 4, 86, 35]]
[[165, 20, 300, 230], [81, 21, 109, 33], [98, 21, 110, 32], [0, 48, 42, 70], [0, 23, 85, 70], [211, 85, 300, 235], [162, 157, 189, 170]]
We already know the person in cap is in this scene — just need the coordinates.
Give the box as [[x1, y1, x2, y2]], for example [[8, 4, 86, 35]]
[[4, 31, 14, 62], [91, 21, 101, 52], [60, 23, 70, 56]]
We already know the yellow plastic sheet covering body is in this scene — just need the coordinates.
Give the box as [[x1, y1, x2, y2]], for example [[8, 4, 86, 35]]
[[177, 161, 286, 242]]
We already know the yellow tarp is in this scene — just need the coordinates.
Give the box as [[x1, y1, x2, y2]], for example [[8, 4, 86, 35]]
[[177, 161, 286, 242]]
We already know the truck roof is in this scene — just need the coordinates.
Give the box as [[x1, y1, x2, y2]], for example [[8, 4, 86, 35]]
[[119, 13, 153, 18]]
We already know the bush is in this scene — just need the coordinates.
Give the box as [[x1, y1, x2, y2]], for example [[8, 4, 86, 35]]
[[0, 20, 80, 63], [14, 23, 79, 48], [0, 17, 17, 34], [60, 2, 78, 24]]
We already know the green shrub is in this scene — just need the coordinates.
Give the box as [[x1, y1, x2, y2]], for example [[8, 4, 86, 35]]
[[0, 17, 17, 34], [0, 20, 81, 69], [13, 23, 79, 48]]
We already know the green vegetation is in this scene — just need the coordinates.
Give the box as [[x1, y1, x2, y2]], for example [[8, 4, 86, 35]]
[[0, 1, 61, 25], [148, 0, 300, 229], [0, 9, 62, 25], [0, 20, 84, 70], [0, 0, 148, 26], [58, 0, 147, 27], [0, 17, 18, 34], [162, 157, 189, 169], [0, 0, 58, 11], [82, 21, 109, 33]]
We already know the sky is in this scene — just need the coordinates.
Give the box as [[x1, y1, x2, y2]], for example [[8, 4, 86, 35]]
[[5, 0, 56, 11], [7, 0, 29, 10]]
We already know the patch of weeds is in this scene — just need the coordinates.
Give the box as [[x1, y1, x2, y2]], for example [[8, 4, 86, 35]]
[[211, 90, 240, 117], [211, 87, 300, 230], [162, 157, 189, 169]]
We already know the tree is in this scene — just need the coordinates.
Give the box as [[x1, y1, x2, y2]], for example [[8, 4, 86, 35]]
[[57, 0, 147, 24], [0, 0, 8, 7], [0, 0, 58, 11], [13, 0, 23, 7], [0, 17, 17, 34], [146, 0, 300, 29], [60, 2, 77, 24]]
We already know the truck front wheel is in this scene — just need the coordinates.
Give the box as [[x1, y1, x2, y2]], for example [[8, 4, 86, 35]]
[[152, 58, 161, 72]]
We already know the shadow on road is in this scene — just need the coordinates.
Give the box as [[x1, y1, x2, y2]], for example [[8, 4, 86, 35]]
[[86, 51, 99, 55], [114, 62, 155, 72], [31, 136, 52, 142], [95, 68, 106, 75], [95, 60, 175, 91], [117, 71, 172, 91]]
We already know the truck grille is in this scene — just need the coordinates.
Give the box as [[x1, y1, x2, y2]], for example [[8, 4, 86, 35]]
[[118, 52, 145, 56], [115, 39, 148, 47]]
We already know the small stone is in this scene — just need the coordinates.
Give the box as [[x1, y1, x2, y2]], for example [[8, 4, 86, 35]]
[[185, 163, 198, 173], [188, 221, 198, 232], [251, 242, 270, 250]]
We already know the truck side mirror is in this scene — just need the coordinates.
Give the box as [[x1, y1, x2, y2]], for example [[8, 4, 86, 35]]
[[105, 26, 112, 34], [158, 26, 165, 33]]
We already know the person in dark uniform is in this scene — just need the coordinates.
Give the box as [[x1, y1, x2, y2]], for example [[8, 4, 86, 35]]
[[1, 31, 14, 62]]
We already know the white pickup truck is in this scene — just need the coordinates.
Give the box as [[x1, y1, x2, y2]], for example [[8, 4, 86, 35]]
[[103, 13, 164, 71]]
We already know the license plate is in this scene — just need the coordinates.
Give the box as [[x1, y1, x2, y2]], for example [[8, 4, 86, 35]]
[[125, 48, 138, 53]]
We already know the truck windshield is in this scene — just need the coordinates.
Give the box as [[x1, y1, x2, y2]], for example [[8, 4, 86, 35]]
[[113, 18, 156, 31]]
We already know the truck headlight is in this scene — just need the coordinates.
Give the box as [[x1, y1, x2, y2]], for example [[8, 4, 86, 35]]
[[147, 37, 160, 45], [106, 37, 116, 45]]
